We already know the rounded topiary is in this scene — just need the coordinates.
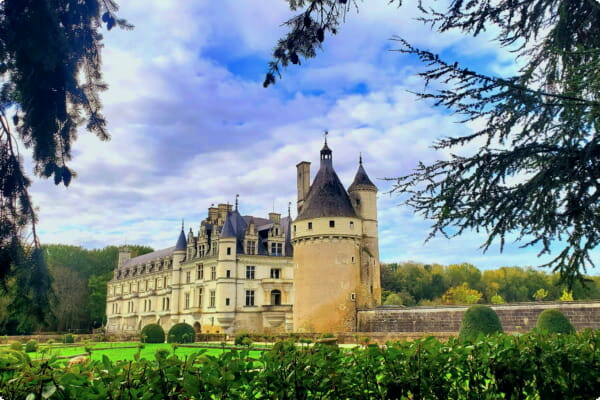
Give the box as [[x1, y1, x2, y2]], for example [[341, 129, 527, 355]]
[[234, 331, 252, 346], [459, 305, 503, 341], [141, 323, 165, 343], [167, 323, 195, 343], [63, 333, 75, 344], [25, 340, 38, 353], [9, 341, 23, 352], [536, 309, 575, 334]]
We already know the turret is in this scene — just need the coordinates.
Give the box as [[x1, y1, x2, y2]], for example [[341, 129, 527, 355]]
[[173, 224, 187, 268], [348, 155, 381, 308]]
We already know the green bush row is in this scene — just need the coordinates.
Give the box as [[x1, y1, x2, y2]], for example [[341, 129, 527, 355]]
[[1, 330, 599, 399]]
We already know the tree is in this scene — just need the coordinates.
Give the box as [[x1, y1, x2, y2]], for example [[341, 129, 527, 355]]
[[442, 283, 483, 305], [0, 0, 131, 325], [268, 0, 600, 287], [533, 288, 549, 302]]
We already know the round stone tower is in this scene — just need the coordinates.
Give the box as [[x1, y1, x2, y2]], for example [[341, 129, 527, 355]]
[[348, 156, 382, 308], [292, 140, 363, 333]]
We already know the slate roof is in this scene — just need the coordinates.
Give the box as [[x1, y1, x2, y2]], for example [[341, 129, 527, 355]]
[[296, 149, 357, 221], [175, 229, 187, 251], [220, 209, 248, 238], [348, 162, 377, 192], [120, 247, 174, 269]]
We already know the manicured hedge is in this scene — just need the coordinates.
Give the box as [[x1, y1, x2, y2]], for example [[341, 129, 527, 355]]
[[459, 305, 503, 341], [140, 323, 165, 343], [2, 331, 600, 399], [167, 323, 195, 343], [536, 309, 575, 334]]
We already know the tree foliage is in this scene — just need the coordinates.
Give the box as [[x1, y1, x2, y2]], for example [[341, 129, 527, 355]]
[[0, 0, 131, 327], [269, 0, 600, 287]]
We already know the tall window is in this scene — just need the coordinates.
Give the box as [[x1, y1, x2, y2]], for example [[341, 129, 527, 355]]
[[209, 290, 216, 308], [184, 293, 190, 309], [163, 276, 167, 288], [246, 240, 256, 255], [211, 242, 218, 256], [198, 288, 203, 307], [308, 222, 312, 230], [270, 268, 281, 279], [246, 266, 255, 280], [145, 280, 149, 291], [148, 299, 151, 311], [245, 290, 255, 307], [329, 220, 335, 228], [271, 290, 282, 305], [186, 271, 191, 283], [226, 247, 231, 255], [210, 266, 216, 280], [197, 264, 204, 280]]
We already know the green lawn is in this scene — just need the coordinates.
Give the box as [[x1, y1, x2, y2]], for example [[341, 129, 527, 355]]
[[27, 342, 263, 362]]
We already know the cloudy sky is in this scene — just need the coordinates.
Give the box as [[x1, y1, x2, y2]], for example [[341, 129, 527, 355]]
[[27, 0, 590, 271]]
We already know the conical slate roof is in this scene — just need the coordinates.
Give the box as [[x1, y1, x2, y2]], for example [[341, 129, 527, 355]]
[[348, 161, 377, 192], [296, 144, 357, 221], [220, 209, 248, 238], [175, 228, 187, 251]]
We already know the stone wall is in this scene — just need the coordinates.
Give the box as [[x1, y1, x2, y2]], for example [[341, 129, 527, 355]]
[[357, 301, 600, 333]]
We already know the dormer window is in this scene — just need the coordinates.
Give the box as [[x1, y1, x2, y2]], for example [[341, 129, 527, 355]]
[[308, 222, 313, 230], [329, 220, 335, 228]]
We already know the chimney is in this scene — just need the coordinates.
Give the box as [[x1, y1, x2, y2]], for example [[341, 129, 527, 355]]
[[118, 246, 131, 268], [208, 207, 218, 223], [268, 212, 281, 224], [296, 161, 311, 213]]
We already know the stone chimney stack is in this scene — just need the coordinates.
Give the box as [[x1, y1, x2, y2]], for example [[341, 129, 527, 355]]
[[296, 161, 311, 213]]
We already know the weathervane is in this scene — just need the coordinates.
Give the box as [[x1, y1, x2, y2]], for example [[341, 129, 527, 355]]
[[235, 194, 239, 210]]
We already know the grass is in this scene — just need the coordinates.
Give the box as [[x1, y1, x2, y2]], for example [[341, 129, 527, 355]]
[[20, 342, 263, 362]]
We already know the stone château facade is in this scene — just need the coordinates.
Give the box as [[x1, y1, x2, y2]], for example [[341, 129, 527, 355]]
[[106, 140, 380, 335]]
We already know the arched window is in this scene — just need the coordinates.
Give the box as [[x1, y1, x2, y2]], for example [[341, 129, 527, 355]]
[[271, 290, 282, 306]]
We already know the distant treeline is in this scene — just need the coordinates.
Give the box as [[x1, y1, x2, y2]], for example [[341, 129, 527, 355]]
[[381, 262, 600, 306], [0, 244, 153, 335]]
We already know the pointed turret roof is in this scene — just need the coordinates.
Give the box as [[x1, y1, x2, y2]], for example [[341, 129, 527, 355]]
[[348, 156, 377, 192], [220, 209, 248, 238], [175, 227, 187, 251], [296, 140, 357, 221]]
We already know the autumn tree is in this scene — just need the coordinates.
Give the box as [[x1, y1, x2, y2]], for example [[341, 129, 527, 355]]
[[442, 283, 483, 305], [0, 0, 131, 326], [268, 0, 600, 287]]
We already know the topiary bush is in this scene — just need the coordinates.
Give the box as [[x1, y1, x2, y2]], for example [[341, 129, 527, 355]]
[[234, 331, 252, 347], [9, 341, 22, 352], [167, 323, 195, 343], [63, 333, 75, 344], [459, 305, 503, 341], [24, 340, 38, 353], [141, 323, 165, 343], [536, 309, 575, 334]]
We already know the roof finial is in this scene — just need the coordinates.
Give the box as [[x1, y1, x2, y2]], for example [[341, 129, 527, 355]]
[[359, 152, 363, 165], [235, 194, 239, 210], [324, 130, 328, 145], [181, 219, 184, 231], [288, 201, 291, 217]]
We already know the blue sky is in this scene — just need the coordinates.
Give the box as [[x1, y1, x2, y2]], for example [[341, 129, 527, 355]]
[[26, 0, 598, 272]]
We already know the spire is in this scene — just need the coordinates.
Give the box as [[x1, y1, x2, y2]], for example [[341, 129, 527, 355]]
[[235, 194, 239, 211], [349, 155, 377, 192], [175, 223, 187, 251], [320, 131, 332, 167]]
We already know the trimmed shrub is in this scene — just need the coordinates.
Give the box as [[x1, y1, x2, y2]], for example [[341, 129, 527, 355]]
[[141, 323, 165, 343], [24, 340, 38, 353], [459, 305, 503, 341], [63, 333, 75, 344], [536, 309, 575, 334], [234, 331, 252, 347], [167, 323, 195, 343], [9, 341, 22, 352]]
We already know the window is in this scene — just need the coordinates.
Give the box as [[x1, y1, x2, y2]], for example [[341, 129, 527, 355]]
[[184, 293, 190, 309], [226, 270, 231, 278], [210, 266, 216, 280], [154, 278, 158, 289], [356, 198, 361, 206], [246, 240, 256, 255], [136, 281, 140, 292], [351, 256, 355, 263], [226, 247, 231, 255], [225, 298, 230, 306], [148, 299, 151, 311], [163, 276, 167, 287], [209, 290, 216, 308], [270, 268, 281, 279], [245, 290, 255, 306], [270, 243, 283, 256], [246, 266, 255, 280], [197, 264, 204, 280], [308, 222, 312, 230], [271, 290, 282, 305], [329, 220, 335, 228], [350, 221, 354, 229], [129, 283, 132, 293], [293, 225, 296, 233], [186, 271, 191, 283], [275, 228, 279, 236], [145, 280, 149, 291], [211, 242, 218, 256], [198, 288, 203, 307]]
